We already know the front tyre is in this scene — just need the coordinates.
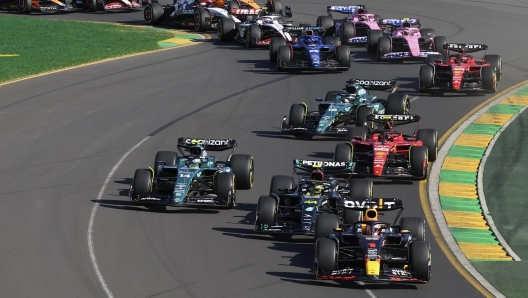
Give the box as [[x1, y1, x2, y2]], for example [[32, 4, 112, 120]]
[[215, 172, 236, 208], [194, 8, 212, 32], [229, 154, 254, 189]]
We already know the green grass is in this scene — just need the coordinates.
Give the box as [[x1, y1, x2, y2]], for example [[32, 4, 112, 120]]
[[0, 15, 174, 82]]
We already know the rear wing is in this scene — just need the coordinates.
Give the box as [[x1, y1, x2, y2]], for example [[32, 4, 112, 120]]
[[293, 159, 354, 177], [379, 18, 421, 28], [230, 8, 262, 16], [366, 114, 421, 126], [284, 26, 325, 36], [341, 197, 403, 210], [345, 79, 397, 92], [326, 5, 364, 14], [177, 138, 237, 151], [443, 43, 488, 53]]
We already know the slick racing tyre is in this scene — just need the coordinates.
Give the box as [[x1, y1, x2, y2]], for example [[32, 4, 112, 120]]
[[288, 104, 305, 127], [325, 90, 341, 102], [82, 0, 97, 12], [316, 238, 338, 274], [269, 175, 294, 196], [481, 66, 497, 93], [419, 65, 434, 91], [334, 143, 352, 163], [346, 126, 368, 142], [131, 168, 152, 201], [314, 214, 340, 243], [215, 172, 236, 208], [218, 18, 236, 41], [355, 106, 373, 127], [316, 16, 335, 36], [377, 36, 390, 62], [269, 37, 286, 62], [17, 0, 32, 14], [484, 54, 502, 81], [277, 46, 291, 72], [143, 0, 164, 25], [194, 8, 212, 32], [400, 217, 426, 241], [153, 151, 177, 171], [245, 24, 261, 48], [433, 36, 447, 52], [255, 195, 277, 226], [385, 93, 410, 115], [229, 154, 254, 189], [410, 146, 428, 180], [344, 179, 373, 224], [426, 54, 443, 66], [340, 22, 355, 45], [367, 29, 383, 54], [419, 28, 435, 38], [266, 0, 282, 14], [336, 45, 350, 69], [410, 241, 431, 281], [226, 0, 239, 10], [416, 129, 438, 162]]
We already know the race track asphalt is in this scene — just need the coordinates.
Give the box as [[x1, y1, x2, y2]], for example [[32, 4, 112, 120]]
[[0, 0, 527, 297]]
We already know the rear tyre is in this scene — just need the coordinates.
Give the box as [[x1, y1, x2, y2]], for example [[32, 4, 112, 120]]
[[410, 146, 428, 180], [325, 90, 341, 102], [336, 45, 350, 69], [269, 37, 286, 62], [270, 175, 294, 196], [131, 169, 152, 200], [17, 0, 32, 14], [356, 106, 373, 127], [419, 28, 435, 38], [316, 16, 335, 36], [314, 214, 340, 242], [218, 18, 236, 41], [344, 179, 372, 224], [334, 143, 352, 163], [385, 93, 410, 115], [367, 29, 383, 54], [194, 9, 212, 32], [416, 129, 438, 162], [83, 0, 98, 12], [154, 151, 177, 171], [481, 66, 497, 93], [245, 24, 261, 48], [288, 104, 305, 127], [229, 154, 254, 189], [340, 22, 355, 45], [255, 195, 277, 226], [400, 217, 426, 241], [277, 45, 291, 72], [377, 36, 390, 62], [484, 54, 502, 81], [419, 65, 434, 91], [215, 172, 236, 208], [410, 241, 431, 281], [226, 0, 239, 10], [142, 0, 164, 25], [346, 126, 368, 141], [316, 238, 338, 273], [267, 0, 282, 13], [433, 36, 447, 52]]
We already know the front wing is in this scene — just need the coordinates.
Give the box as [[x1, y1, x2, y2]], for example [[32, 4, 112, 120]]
[[316, 269, 428, 283], [132, 192, 233, 208]]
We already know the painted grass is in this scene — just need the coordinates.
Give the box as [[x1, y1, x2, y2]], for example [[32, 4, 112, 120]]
[[0, 15, 174, 82]]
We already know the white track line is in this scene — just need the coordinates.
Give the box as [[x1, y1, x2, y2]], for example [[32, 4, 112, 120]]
[[88, 136, 151, 298], [410, 96, 419, 102], [356, 281, 377, 298], [428, 84, 528, 298]]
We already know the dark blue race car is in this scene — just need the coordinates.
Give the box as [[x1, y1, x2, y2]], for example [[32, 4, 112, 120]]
[[273, 27, 350, 72]]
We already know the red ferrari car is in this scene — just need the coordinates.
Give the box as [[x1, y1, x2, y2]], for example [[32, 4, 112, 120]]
[[419, 43, 502, 93], [333, 114, 437, 180]]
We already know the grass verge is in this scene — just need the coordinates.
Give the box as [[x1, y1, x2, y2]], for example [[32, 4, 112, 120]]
[[0, 15, 174, 82]]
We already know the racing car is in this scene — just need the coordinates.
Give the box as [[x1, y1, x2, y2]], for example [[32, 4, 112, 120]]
[[367, 20, 446, 61], [0, 0, 99, 13], [419, 43, 502, 93], [281, 79, 410, 138], [334, 114, 438, 180], [316, 5, 382, 45], [129, 138, 254, 210], [217, 9, 301, 48], [314, 197, 431, 283], [254, 159, 373, 238], [274, 27, 350, 71]]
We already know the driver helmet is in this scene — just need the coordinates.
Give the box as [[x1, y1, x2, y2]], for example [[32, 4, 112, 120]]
[[262, 17, 272, 24], [304, 29, 314, 36], [189, 158, 201, 168], [359, 15, 367, 21], [342, 96, 350, 103], [357, 8, 366, 14], [403, 29, 410, 36], [372, 223, 383, 236], [312, 184, 324, 196], [310, 170, 324, 181], [402, 21, 411, 28]]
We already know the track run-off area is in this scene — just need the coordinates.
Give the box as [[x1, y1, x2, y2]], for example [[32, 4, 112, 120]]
[[1, 0, 528, 297]]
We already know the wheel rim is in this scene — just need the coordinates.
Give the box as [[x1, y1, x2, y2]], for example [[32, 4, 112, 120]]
[[144, 6, 151, 21], [18, 0, 26, 10], [249, 159, 254, 188], [245, 32, 251, 47]]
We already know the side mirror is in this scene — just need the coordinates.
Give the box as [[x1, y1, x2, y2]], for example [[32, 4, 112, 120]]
[[284, 6, 292, 18], [315, 98, 323, 102], [333, 227, 342, 232], [277, 187, 286, 191]]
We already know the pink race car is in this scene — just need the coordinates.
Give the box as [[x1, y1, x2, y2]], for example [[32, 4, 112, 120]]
[[367, 20, 447, 62], [316, 5, 382, 45]]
